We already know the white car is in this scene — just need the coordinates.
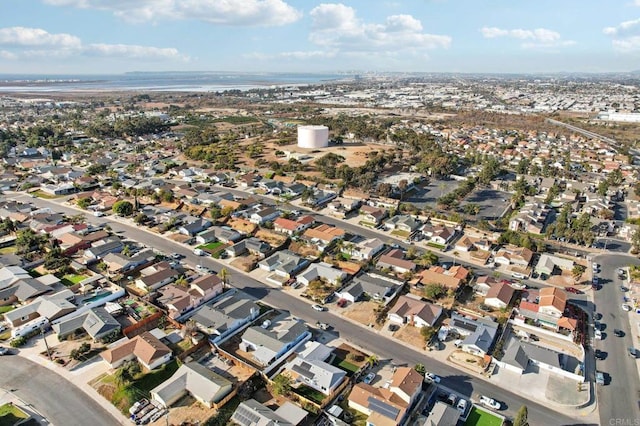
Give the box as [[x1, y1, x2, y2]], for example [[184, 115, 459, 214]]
[[479, 395, 501, 410], [595, 329, 603, 340], [312, 304, 326, 312], [592, 262, 599, 271], [622, 304, 632, 312], [425, 372, 441, 383], [456, 399, 467, 413]]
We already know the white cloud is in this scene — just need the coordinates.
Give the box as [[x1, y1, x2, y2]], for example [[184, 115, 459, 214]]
[[603, 18, 640, 36], [612, 36, 640, 52], [603, 18, 640, 52], [0, 26, 187, 62], [480, 26, 573, 49], [0, 27, 81, 48], [308, 3, 451, 53], [42, 0, 302, 26], [85, 44, 187, 60]]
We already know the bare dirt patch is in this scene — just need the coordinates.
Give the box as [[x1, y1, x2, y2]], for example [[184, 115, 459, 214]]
[[289, 241, 321, 258], [342, 301, 383, 330], [227, 218, 257, 235], [255, 229, 288, 247], [448, 350, 489, 374], [149, 396, 216, 426], [393, 325, 425, 350], [547, 271, 577, 287], [230, 255, 258, 272]]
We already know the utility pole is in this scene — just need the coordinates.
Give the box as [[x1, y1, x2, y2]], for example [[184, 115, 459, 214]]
[[40, 326, 52, 362]]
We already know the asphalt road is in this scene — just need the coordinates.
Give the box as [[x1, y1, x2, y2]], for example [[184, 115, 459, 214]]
[[0, 355, 118, 426], [593, 253, 640, 425], [11, 193, 588, 425]]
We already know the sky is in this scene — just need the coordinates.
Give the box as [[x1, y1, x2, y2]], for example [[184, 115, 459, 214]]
[[1, 0, 640, 75]]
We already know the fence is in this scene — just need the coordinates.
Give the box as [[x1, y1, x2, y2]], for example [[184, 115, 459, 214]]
[[123, 311, 164, 338]]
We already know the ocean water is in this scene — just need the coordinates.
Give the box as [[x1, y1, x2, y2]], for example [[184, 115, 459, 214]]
[[0, 71, 348, 92]]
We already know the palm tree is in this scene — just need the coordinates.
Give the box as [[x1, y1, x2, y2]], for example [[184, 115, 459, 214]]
[[366, 354, 379, 367], [218, 267, 231, 289]]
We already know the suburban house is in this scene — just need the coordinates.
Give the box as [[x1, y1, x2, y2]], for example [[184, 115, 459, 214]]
[[258, 250, 309, 281], [335, 273, 403, 304], [455, 236, 476, 252], [273, 217, 312, 236], [387, 295, 443, 328], [101, 331, 172, 370], [83, 237, 124, 263], [344, 238, 385, 261], [376, 249, 417, 274], [449, 312, 499, 357], [297, 263, 347, 287], [348, 367, 423, 426], [208, 226, 243, 244], [225, 237, 272, 259], [534, 254, 574, 277], [195, 228, 218, 245], [249, 207, 281, 225], [304, 189, 337, 207], [135, 261, 179, 291], [383, 215, 421, 234], [509, 202, 550, 234], [4, 289, 75, 327], [424, 402, 461, 426], [191, 292, 260, 343], [102, 249, 155, 275], [494, 246, 534, 268], [51, 306, 120, 341], [418, 265, 470, 291], [239, 312, 311, 366], [302, 224, 346, 251], [359, 205, 388, 225], [474, 276, 498, 296], [0, 275, 55, 307], [422, 224, 456, 246], [151, 362, 233, 409], [178, 218, 212, 237], [155, 274, 223, 319], [536, 287, 567, 329], [284, 341, 346, 396], [231, 399, 308, 426], [484, 282, 516, 309]]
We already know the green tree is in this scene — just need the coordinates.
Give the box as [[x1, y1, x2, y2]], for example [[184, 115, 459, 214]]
[[218, 267, 231, 289], [271, 374, 292, 396], [423, 283, 446, 300], [76, 197, 92, 209], [414, 363, 426, 375], [514, 405, 529, 426], [420, 326, 436, 344], [572, 264, 586, 280], [112, 200, 134, 217]]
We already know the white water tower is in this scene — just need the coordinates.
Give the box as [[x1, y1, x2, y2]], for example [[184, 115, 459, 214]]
[[297, 125, 329, 149]]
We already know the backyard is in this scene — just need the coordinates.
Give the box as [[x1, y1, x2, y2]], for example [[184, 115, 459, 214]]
[[292, 384, 325, 404], [0, 403, 29, 426], [463, 406, 503, 426], [94, 360, 179, 413], [60, 273, 90, 287]]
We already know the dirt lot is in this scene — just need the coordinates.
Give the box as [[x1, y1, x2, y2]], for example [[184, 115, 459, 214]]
[[289, 241, 321, 258], [392, 325, 426, 350], [547, 271, 577, 287], [230, 255, 258, 272], [255, 229, 288, 247], [448, 350, 489, 374], [342, 301, 383, 330], [227, 218, 257, 235], [168, 233, 192, 244]]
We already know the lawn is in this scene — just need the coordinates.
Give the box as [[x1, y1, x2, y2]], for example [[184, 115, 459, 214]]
[[0, 246, 16, 255], [464, 407, 503, 426], [198, 242, 224, 251], [106, 360, 180, 413], [427, 242, 446, 250], [61, 273, 88, 287], [293, 384, 325, 404], [0, 305, 14, 315], [390, 229, 410, 237], [331, 358, 359, 376], [31, 190, 64, 199], [0, 403, 29, 426]]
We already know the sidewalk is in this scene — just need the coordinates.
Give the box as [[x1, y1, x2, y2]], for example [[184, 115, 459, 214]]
[[15, 334, 129, 425]]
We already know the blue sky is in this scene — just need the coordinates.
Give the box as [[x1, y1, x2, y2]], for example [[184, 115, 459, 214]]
[[1, 0, 640, 74]]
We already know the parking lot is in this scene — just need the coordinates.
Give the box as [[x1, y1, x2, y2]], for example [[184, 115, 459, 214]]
[[460, 188, 511, 220], [403, 179, 461, 209]]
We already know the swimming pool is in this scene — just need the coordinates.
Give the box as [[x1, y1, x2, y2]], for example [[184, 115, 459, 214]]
[[83, 290, 113, 304]]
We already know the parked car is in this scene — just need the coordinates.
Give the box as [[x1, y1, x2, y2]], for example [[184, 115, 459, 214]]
[[316, 322, 331, 330], [592, 262, 599, 271], [337, 299, 348, 308], [0, 347, 9, 356], [614, 329, 625, 337], [510, 282, 527, 290], [362, 373, 376, 384], [621, 286, 629, 292], [566, 287, 581, 294], [595, 371, 605, 385], [594, 349, 606, 360], [454, 339, 463, 348], [622, 304, 632, 312], [388, 324, 399, 332], [425, 372, 441, 383], [456, 399, 467, 413], [170, 253, 182, 259], [129, 399, 150, 416], [629, 347, 639, 358], [595, 329, 602, 340], [312, 304, 326, 312], [479, 395, 501, 410], [446, 393, 457, 406]]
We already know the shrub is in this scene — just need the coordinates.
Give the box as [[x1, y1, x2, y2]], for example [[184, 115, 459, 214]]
[[10, 337, 26, 347]]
